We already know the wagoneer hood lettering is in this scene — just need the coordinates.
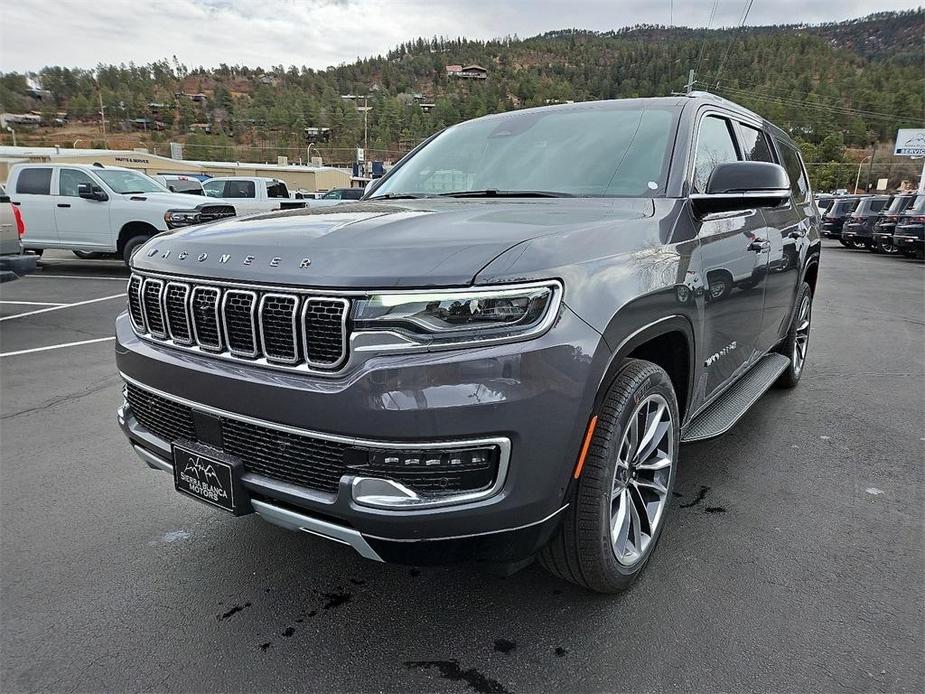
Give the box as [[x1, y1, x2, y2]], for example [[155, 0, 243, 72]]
[[131, 198, 654, 287]]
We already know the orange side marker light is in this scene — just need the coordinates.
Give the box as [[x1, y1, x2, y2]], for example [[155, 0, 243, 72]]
[[573, 415, 599, 479]]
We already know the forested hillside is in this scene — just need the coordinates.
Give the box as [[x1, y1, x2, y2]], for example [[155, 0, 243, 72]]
[[1, 9, 922, 186]]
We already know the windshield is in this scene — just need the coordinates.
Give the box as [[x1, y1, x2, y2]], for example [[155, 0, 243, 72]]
[[829, 199, 859, 216], [886, 196, 912, 213], [95, 169, 166, 194], [370, 104, 678, 199]]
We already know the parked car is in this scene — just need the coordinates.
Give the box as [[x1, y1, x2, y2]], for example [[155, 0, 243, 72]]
[[841, 195, 890, 250], [202, 177, 307, 214], [820, 195, 861, 245], [815, 194, 835, 216], [310, 187, 365, 207], [6, 164, 236, 265], [893, 192, 925, 259], [0, 183, 37, 281], [153, 175, 205, 196], [872, 193, 917, 254], [115, 93, 820, 593]]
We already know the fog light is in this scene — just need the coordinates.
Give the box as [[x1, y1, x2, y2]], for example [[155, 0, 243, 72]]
[[349, 440, 509, 509]]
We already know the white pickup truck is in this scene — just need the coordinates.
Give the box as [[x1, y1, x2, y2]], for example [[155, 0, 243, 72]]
[[6, 163, 236, 265], [202, 176, 308, 215]]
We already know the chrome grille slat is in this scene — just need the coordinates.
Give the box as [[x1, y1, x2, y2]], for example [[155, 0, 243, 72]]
[[303, 297, 349, 369], [128, 273, 349, 374], [190, 286, 222, 351], [259, 293, 299, 364], [164, 282, 192, 345], [127, 275, 145, 331], [222, 290, 259, 358], [141, 278, 166, 338]]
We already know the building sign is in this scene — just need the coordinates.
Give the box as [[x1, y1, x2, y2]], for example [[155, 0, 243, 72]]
[[894, 129, 925, 156]]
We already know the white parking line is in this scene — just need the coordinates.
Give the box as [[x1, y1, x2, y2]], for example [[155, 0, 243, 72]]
[[0, 293, 126, 321], [0, 336, 116, 358], [0, 300, 68, 306]]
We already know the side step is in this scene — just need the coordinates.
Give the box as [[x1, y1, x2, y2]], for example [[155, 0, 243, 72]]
[[681, 353, 791, 443]]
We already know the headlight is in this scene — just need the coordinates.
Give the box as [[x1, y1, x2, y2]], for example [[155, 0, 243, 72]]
[[352, 280, 562, 350], [164, 209, 202, 228]]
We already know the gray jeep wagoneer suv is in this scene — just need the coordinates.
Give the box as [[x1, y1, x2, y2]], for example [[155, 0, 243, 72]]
[[116, 93, 820, 592]]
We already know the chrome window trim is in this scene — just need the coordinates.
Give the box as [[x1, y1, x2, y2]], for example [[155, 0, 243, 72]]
[[258, 292, 300, 365], [302, 297, 350, 369], [141, 278, 167, 338], [163, 281, 193, 345], [190, 285, 222, 351], [221, 289, 259, 358], [120, 372, 511, 511]]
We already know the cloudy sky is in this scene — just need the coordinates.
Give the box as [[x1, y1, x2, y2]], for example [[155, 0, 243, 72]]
[[0, 0, 920, 73]]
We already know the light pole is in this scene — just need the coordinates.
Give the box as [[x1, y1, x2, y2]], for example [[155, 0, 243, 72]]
[[5, 126, 16, 146], [306, 142, 315, 163], [73, 138, 83, 148], [854, 154, 872, 194]]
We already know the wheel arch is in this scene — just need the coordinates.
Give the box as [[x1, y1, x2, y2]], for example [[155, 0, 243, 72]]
[[117, 221, 159, 255], [801, 254, 820, 297], [594, 315, 696, 422]]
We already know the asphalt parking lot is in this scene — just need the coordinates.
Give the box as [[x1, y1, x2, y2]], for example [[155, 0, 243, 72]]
[[1, 246, 923, 693]]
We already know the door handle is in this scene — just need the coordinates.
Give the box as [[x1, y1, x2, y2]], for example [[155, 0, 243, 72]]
[[748, 239, 770, 252], [10, 201, 20, 206], [57, 203, 71, 208]]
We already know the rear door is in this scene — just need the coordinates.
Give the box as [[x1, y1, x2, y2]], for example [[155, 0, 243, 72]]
[[53, 168, 112, 250], [10, 167, 57, 247], [756, 135, 811, 351], [691, 113, 770, 398]]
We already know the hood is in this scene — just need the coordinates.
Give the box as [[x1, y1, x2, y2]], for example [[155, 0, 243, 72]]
[[132, 198, 655, 288], [123, 191, 220, 209]]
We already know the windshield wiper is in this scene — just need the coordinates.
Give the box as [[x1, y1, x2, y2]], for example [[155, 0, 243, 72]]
[[437, 189, 574, 198], [367, 193, 431, 200]]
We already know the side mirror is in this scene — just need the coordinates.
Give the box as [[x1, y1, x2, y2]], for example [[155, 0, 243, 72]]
[[0, 194, 9, 204], [691, 162, 791, 216], [78, 183, 108, 202]]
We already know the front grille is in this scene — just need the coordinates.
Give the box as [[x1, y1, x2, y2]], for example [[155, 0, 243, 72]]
[[128, 273, 349, 372], [124, 382, 499, 498]]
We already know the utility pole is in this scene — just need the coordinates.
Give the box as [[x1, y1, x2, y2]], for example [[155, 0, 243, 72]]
[[363, 94, 369, 175], [865, 147, 876, 193], [685, 69, 695, 95], [97, 86, 108, 147]]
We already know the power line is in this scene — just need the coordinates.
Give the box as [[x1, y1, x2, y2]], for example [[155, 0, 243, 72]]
[[714, 0, 756, 87], [710, 84, 925, 124], [695, 0, 720, 79]]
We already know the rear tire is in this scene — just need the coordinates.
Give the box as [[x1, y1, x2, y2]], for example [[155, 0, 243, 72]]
[[539, 359, 679, 593], [73, 250, 105, 259], [121, 235, 149, 266], [838, 239, 851, 248], [775, 282, 812, 388]]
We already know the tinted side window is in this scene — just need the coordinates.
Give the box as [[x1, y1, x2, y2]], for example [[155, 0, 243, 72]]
[[224, 180, 255, 198], [322, 190, 342, 200], [776, 141, 810, 202], [59, 169, 97, 197], [266, 181, 288, 198], [16, 168, 52, 195], [344, 189, 363, 199], [738, 124, 775, 163], [693, 116, 740, 193], [870, 199, 887, 212]]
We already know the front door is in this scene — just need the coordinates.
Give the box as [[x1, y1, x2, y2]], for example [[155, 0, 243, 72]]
[[690, 114, 770, 400], [758, 139, 813, 352], [53, 168, 112, 250]]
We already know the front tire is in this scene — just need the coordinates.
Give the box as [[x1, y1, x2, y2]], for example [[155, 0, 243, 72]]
[[121, 235, 149, 266], [539, 359, 679, 593], [775, 282, 812, 388]]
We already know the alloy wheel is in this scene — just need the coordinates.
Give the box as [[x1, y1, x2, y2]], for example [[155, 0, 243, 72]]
[[610, 394, 673, 567], [793, 294, 811, 375]]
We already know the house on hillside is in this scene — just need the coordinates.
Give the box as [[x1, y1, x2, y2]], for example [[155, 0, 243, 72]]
[[446, 64, 488, 79]]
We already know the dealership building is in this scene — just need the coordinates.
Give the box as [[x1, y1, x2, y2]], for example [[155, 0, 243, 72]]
[[0, 146, 353, 193]]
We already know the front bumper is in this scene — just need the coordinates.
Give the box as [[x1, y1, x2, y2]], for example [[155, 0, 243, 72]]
[[115, 305, 607, 563]]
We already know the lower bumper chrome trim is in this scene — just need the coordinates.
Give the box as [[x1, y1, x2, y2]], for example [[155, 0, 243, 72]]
[[132, 443, 173, 473], [250, 499, 384, 562]]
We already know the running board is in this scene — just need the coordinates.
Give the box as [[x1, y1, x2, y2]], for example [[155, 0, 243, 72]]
[[682, 353, 790, 443]]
